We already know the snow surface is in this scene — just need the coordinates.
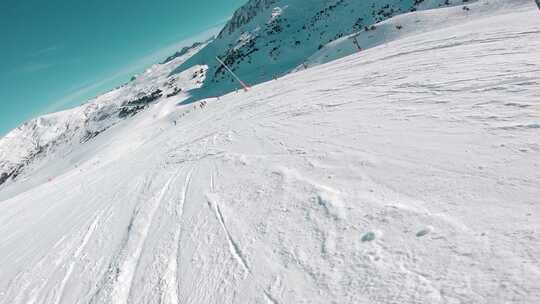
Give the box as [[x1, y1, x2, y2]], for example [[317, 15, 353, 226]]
[[1, 0, 540, 303]]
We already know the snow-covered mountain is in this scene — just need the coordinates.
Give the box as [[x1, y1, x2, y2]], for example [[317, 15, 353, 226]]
[[1, 0, 540, 303], [171, 0, 474, 99], [0, 43, 208, 189]]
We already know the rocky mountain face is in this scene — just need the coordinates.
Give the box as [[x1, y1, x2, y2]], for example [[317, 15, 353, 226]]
[[217, 0, 279, 37], [172, 0, 471, 98]]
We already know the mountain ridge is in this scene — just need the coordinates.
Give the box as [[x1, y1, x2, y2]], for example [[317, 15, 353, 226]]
[[171, 0, 473, 99], [0, 43, 207, 188]]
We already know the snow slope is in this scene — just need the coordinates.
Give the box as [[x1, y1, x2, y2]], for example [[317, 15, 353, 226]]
[[1, 0, 540, 303], [301, 0, 518, 69]]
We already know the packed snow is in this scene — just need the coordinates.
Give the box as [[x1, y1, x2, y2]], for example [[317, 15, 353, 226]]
[[1, 0, 540, 303]]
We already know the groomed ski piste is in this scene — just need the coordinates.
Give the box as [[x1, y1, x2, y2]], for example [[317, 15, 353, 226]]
[[1, 0, 540, 303]]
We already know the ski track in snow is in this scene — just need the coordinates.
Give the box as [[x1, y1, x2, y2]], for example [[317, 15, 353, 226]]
[[207, 193, 250, 275], [110, 176, 175, 304], [160, 168, 193, 304], [263, 290, 280, 304], [53, 212, 103, 304]]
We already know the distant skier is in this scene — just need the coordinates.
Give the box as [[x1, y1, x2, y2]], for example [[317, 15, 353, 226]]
[[536, 0, 540, 9]]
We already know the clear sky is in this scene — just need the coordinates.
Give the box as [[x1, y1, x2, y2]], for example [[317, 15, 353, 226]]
[[0, 0, 246, 136]]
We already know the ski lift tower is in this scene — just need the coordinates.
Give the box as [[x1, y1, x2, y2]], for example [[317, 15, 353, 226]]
[[348, 35, 362, 52], [215, 56, 251, 92]]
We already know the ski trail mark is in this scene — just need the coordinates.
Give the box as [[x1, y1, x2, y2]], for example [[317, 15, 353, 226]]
[[53, 211, 102, 304], [264, 291, 279, 304], [207, 194, 250, 274], [210, 163, 219, 193], [216, 204, 250, 273], [210, 172, 215, 192], [161, 168, 193, 304], [111, 176, 175, 304]]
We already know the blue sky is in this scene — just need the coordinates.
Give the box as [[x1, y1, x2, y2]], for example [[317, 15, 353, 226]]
[[0, 0, 246, 136]]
